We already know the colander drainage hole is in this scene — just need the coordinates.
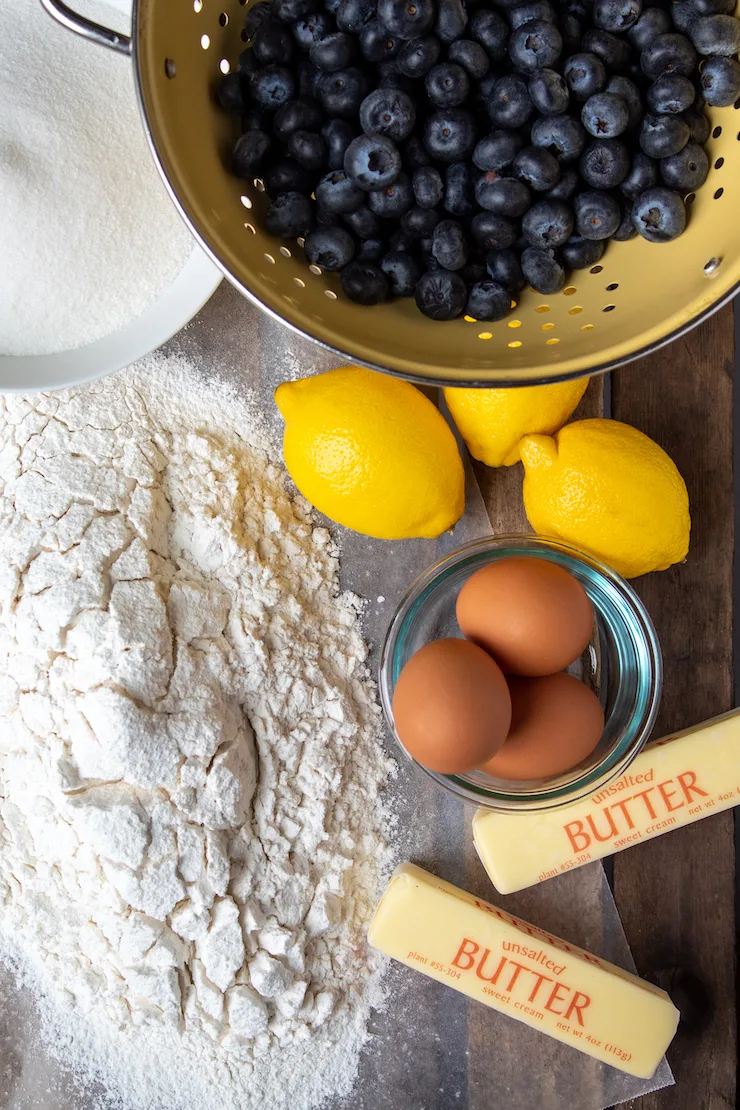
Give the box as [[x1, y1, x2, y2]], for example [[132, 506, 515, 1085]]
[[603, 304, 616, 312], [714, 187, 724, 199], [508, 340, 522, 348], [193, 0, 202, 10], [685, 192, 696, 206], [164, 58, 176, 78], [220, 58, 230, 73], [713, 125, 722, 138], [590, 265, 603, 274], [704, 257, 721, 275], [541, 322, 555, 331], [563, 285, 577, 295], [240, 195, 252, 209], [606, 282, 618, 291], [219, 11, 229, 24], [324, 289, 338, 300], [478, 331, 493, 340], [715, 157, 724, 169], [581, 323, 595, 332], [200, 33, 210, 49]]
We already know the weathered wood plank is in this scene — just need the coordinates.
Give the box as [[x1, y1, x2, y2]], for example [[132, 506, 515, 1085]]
[[611, 306, 736, 1110]]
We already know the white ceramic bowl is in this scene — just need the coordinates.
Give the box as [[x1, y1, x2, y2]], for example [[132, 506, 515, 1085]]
[[0, 247, 222, 393]]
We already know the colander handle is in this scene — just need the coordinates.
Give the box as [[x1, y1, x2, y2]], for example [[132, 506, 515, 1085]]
[[39, 0, 132, 55]]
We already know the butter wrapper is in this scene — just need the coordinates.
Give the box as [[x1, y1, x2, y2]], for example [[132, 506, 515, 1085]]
[[474, 709, 740, 895]]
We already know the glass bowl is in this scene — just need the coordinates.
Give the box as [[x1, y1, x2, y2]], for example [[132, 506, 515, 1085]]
[[379, 534, 662, 813]]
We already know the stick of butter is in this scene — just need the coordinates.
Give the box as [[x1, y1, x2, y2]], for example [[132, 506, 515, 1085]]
[[368, 862, 679, 1079], [473, 708, 740, 896]]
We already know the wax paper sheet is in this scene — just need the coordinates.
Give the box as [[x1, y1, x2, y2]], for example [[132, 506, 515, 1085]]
[[0, 283, 673, 1110]]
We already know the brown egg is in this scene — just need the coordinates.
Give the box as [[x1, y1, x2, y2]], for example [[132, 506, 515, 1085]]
[[480, 672, 604, 781], [392, 639, 511, 774], [456, 556, 594, 676]]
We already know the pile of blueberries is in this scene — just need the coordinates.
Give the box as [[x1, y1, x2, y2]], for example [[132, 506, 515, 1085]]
[[216, 0, 740, 321]]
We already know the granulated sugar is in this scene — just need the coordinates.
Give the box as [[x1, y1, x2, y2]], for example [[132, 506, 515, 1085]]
[[0, 353, 395, 1109], [0, 0, 192, 355]]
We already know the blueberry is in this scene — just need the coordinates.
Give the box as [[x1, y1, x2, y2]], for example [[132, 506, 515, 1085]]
[[564, 53, 607, 100], [435, 0, 468, 44], [529, 68, 570, 114], [344, 133, 402, 189], [287, 130, 329, 169], [237, 48, 260, 77], [414, 270, 467, 319], [359, 88, 416, 141], [298, 61, 323, 98], [425, 63, 470, 107], [424, 109, 477, 161], [465, 281, 512, 321], [356, 236, 387, 259], [573, 190, 620, 238], [413, 165, 444, 208], [647, 74, 696, 114], [593, 0, 642, 33], [444, 162, 476, 216], [359, 19, 402, 60], [263, 158, 315, 195], [521, 247, 565, 293], [471, 211, 518, 249], [485, 248, 525, 291], [487, 75, 535, 128], [604, 76, 643, 129], [475, 173, 532, 215], [469, 8, 509, 60], [508, 20, 563, 73], [691, 14, 740, 54], [232, 130, 272, 176], [546, 166, 580, 198], [310, 32, 354, 71], [265, 191, 313, 236], [403, 134, 433, 170], [397, 35, 442, 76], [448, 39, 490, 80], [377, 0, 436, 39], [700, 55, 740, 104], [244, 2, 273, 40], [579, 138, 630, 186], [473, 130, 525, 171], [253, 22, 295, 66], [419, 237, 443, 268], [335, 0, 375, 31], [325, 0, 343, 13], [639, 113, 690, 157], [315, 201, 337, 225], [401, 204, 442, 236], [522, 199, 574, 247], [509, 1, 557, 30], [581, 92, 630, 139], [243, 105, 269, 132], [641, 34, 697, 78], [628, 6, 671, 50], [671, 1, 700, 33], [341, 260, 389, 302], [304, 226, 356, 269], [684, 103, 711, 142], [368, 172, 414, 216], [293, 11, 334, 49], [317, 66, 369, 116], [660, 140, 709, 188], [380, 251, 423, 295], [250, 66, 296, 111], [531, 115, 587, 162], [513, 145, 561, 190], [323, 118, 356, 168], [216, 73, 249, 114], [632, 186, 686, 240], [612, 201, 637, 240], [581, 29, 631, 71], [274, 98, 324, 142], [389, 228, 416, 252], [560, 235, 605, 269], [376, 62, 417, 94], [344, 203, 383, 236], [694, 0, 736, 13], [316, 168, 365, 212], [621, 151, 658, 197], [273, 0, 318, 22], [461, 261, 488, 287], [561, 12, 583, 53], [431, 220, 468, 269]]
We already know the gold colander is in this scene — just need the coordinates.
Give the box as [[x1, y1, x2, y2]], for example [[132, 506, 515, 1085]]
[[44, 0, 740, 385]]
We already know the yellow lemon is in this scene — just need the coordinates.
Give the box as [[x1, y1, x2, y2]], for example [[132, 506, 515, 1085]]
[[520, 418, 690, 578], [274, 366, 465, 540], [443, 378, 589, 467]]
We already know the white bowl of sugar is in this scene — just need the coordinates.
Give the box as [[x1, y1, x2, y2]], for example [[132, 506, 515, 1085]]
[[0, 0, 222, 391]]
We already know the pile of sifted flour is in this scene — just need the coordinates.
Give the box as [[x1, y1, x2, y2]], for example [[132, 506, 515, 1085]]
[[0, 354, 394, 1109]]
